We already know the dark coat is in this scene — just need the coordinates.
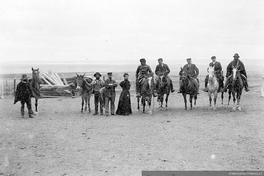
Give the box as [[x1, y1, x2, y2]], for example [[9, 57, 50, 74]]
[[136, 64, 153, 79], [155, 63, 170, 76], [116, 80, 132, 115], [226, 59, 247, 78], [179, 64, 199, 78], [104, 79, 117, 97], [14, 81, 32, 104]]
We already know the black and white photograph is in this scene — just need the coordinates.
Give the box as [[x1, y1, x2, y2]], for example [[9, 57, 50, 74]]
[[0, 0, 264, 175]]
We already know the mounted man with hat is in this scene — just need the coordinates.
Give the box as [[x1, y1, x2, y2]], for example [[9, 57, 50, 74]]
[[91, 72, 105, 115], [135, 58, 154, 97], [223, 53, 249, 92], [178, 58, 200, 93], [203, 56, 224, 92], [154, 58, 175, 93], [14, 74, 34, 118]]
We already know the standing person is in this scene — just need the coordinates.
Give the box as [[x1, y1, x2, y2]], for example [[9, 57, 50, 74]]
[[203, 56, 224, 92], [91, 72, 104, 115], [223, 53, 249, 92], [178, 58, 200, 93], [14, 74, 33, 118], [135, 58, 154, 97], [154, 58, 175, 93], [104, 72, 117, 116], [116, 73, 132, 116]]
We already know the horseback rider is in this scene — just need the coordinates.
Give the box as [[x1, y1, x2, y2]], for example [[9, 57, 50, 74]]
[[178, 58, 200, 93], [223, 53, 249, 92], [203, 56, 224, 92], [154, 58, 175, 93], [136, 58, 154, 97], [14, 74, 34, 118]]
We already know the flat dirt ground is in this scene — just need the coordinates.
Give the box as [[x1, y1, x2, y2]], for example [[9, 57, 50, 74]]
[[0, 84, 264, 176]]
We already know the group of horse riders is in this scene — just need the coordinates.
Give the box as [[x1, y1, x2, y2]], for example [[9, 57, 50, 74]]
[[14, 53, 249, 118], [135, 52, 249, 98]]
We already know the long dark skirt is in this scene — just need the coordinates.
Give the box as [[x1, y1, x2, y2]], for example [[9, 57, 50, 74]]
[[116, 90, 132, 115]]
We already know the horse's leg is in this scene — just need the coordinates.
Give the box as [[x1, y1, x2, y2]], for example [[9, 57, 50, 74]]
[[84, 96, 88, 111], [232, 92, 236, 111], [137, 97, 140, 111], [237, 91, 242, 111], [165, 93, 169, 109], [148, 98, 152, 114], [189, 95, 193, 110], [221, 92, 224, 107], [160, 95, 164, 108], [209, 92, 212, 107], [81, 97, 84, 113], [142, 98, 145, 114], [88, 94, 91, 113], [183, 94, 187, 110], [35, 98, 38, 114], [213, 92, 217, 110], [228, 91, 231, 106]]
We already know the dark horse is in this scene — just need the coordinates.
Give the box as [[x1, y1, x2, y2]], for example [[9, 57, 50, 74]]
[[137, 75, 154, 114], [156, 75, 171, 109], [74, 74, 93, 113], [30, 68, 42, 114], [227, 66, 244, 111], [180, 70, 198, 110]]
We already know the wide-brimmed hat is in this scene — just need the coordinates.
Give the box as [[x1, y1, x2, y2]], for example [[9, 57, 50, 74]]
[[94, 72, 101, 77], [123, 73, 129, 77], [140, 58, 146, 62], [158, 58, 163, 61], [186, 58, 191, 61], [21, 74, 29, 80], [233, 53, 240, 58], [211, 56, 216, 59], [107, 72, 113, 76]]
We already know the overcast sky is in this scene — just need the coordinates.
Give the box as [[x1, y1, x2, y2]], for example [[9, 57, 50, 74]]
[[1, 0, 264, 68]]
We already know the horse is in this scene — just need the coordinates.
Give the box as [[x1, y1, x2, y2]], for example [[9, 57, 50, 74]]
[[29, 68, 42, 114], [156, 74, 171, 109], [227, 66, 244, 111], [207, 66, 224, 110], [180, 70, 198, 110], [137, 75, 154, 114], [74, 73, 93, 113]]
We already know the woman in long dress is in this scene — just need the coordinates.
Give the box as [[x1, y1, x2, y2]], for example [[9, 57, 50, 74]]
[[116, 73, 132, 116]]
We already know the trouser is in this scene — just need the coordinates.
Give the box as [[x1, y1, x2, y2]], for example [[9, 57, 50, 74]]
[[205, 75, 224, 88], [94, 91, 103, 114], [105, 96, 115, 115], [21, 98, 33, 116]]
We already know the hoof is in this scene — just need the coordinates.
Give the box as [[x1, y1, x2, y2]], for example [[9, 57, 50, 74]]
[[34, 111, 38, 115], [238, 107, 241, 111], [232, 107, 236, 111]]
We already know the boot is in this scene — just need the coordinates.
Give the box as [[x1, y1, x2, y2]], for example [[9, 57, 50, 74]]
[[244, 81, 249, 92], [170, 80, 175, 92], [21, 108, 25, 118], [28, 109, 33, 118]]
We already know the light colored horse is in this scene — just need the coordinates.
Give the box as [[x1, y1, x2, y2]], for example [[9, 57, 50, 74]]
[[207, 66, 220, 110], [227, 66, 244, 111]]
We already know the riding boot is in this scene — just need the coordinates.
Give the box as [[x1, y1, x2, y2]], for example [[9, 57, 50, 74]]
[[170, 80, 175, 92], [21, 107, 25, 118], [244, 79, 249, 92]]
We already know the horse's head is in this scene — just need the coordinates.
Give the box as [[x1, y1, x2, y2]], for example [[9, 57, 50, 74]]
[[141, 75, 154, 97], [208, 66, 215, 82], [232, 66, 240, 81], [31, 67, 41, 83], [75, 73, 85, 90]]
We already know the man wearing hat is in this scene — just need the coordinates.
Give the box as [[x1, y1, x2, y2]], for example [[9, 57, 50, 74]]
[[223, 53, 249, 92], [136, 58, 154, 97], [178, 58, 200, 93], [14, 74, 33, 118], [154, 58, 175, 93], [91, 72, 105, 115], [104, 72, 118, 116], [203, 56, 224, 92]]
